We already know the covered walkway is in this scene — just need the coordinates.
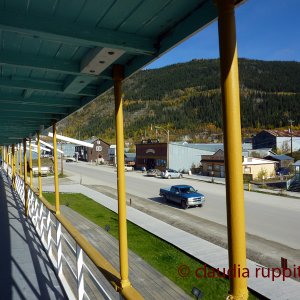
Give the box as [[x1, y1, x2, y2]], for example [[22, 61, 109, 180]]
[[0, 169, 65, 300], [0, 0, 268, 298]]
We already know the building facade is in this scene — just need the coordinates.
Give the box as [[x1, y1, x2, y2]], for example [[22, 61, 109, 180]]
[[264, 154, 294, 168], [75, 138, 110, 162], [253, 130, 300, 152], [136, 140, 167, 170], [243, 157, 277, 179], [135, 140, 216, 171], [201, 149, 225, 177]]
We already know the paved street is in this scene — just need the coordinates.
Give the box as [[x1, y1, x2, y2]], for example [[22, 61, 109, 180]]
[[61, 162, 300, 250]]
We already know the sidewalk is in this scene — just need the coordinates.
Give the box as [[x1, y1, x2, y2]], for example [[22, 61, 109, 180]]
[[44, 183, 300, 299]]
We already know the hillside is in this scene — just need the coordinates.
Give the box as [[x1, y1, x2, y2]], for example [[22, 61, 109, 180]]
[[58, 59, 300, 143]]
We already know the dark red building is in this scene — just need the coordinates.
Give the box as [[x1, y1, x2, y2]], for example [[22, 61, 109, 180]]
[[136, 139, 167, 170]]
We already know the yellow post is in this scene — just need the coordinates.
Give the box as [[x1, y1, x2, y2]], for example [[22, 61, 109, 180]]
[[216, 0, 248, 299], [53, 122, 60, 215], [8, 146, 11, 167], [37, 132, 43, 197], [29, 139, 33, 188], [23, 139, 28, 217], [113, 65, 131, 288], [6, 146, 9, 176], [19, 143, 22, 177], [12, 144, 15, 188]]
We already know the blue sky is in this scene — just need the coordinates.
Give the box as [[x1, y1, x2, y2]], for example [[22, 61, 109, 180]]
[[148, 0, 300, 69]]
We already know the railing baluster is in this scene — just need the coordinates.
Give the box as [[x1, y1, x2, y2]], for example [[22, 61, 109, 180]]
[[76, 244, 85, 300], [56, 220, 62, 276], [38, 203, 43, 236], [7, 173, 142, 300], [47, 210, 52, 257]]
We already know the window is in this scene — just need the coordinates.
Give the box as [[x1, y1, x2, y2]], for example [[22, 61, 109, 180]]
[[96, 146, 102, 152], [214, 165, 220, 171], [244, 167, 251, 174]]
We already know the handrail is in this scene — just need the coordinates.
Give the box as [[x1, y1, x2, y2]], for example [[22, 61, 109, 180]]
[[13, 173, 144, 300]]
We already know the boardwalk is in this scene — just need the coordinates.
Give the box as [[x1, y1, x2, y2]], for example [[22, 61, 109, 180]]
[[0, 170, 66, 300]]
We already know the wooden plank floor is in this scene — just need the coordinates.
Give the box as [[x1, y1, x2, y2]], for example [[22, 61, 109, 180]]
[[60, 206, 192, 300], [0, 170, 66, 300]]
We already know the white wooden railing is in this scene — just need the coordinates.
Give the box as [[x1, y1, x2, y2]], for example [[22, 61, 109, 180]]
[[3, 162, 127, 300]]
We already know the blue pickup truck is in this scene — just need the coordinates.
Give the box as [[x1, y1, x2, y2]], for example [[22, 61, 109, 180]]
[[159, 184, 205, 209]]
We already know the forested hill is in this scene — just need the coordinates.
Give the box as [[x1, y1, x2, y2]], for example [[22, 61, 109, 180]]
[[58, 58, 300, 143]]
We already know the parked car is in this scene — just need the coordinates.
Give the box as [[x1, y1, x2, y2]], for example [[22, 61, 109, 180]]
[[124, 164, 134, 171], [276, 167, 290, 176], [32, 166, 50, 177], [161, 169, 183, 179], [116, 164, 134, 171], [146, 169, 161, 177], [65, 156, 76, 162], [159, 184, 205, 209]]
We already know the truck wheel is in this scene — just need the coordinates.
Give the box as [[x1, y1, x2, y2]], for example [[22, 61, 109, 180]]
[[181, 200, 188, 209], [163, 195, 168, 202]]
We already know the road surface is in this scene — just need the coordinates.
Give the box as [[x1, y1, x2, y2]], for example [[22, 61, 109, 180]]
[[62, 162, 300, 250]]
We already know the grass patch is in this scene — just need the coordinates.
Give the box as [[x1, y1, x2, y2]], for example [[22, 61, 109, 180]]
[[44, 192, 257, 300]]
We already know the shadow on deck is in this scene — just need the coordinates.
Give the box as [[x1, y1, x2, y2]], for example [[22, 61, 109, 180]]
[[0, 170, 66, 300]]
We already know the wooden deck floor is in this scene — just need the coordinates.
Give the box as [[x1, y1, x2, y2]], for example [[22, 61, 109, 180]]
[[0, 170, 66, 300]]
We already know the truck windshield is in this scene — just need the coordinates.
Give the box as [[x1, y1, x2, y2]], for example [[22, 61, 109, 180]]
[[179, 187, 196, 193]]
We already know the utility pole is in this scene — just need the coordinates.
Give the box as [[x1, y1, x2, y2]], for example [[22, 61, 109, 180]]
[[288, 119, 294, 157]]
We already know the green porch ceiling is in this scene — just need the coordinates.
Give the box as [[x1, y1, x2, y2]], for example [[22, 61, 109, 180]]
[[0, 0, 245, 145]]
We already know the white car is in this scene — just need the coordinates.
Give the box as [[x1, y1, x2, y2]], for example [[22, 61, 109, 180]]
[[124, 164, 134, 171], [65, 157, 76, 162], [161, 169, 183, 179]]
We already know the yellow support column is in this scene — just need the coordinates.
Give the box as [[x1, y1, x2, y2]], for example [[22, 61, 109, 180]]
[[2, 146, 6, 163], [8, 146, 11, 167], [37, 133, 43, 197], [53, 122, 60, 215], [12, 144, 15, 188], [6, 146, 9, 176], [23, 139, 28, 217], [19, 143, 22, 177], [29, 139, 33, 188], [113, 65, 131, 289], [216, 0, 248, 299]]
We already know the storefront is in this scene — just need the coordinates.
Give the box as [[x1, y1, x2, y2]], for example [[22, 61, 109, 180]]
[[135, 140, 167, 170]]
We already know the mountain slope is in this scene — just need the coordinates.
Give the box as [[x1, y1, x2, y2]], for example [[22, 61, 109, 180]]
[[58, 59, 300, 143]]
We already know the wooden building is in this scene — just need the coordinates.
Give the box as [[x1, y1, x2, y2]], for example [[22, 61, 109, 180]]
[[201, 149, 225, 177], [136, 140, 167, 170], [75, 137, 110, 162]]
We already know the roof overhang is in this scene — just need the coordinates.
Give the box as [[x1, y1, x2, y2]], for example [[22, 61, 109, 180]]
[[0, 0, 246, 145]]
